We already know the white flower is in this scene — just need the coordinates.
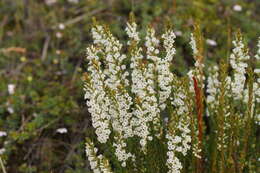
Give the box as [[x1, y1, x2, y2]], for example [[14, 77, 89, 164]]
[[0, 148, 6, 155], [190, 33, 198, 55], [254, 69, 260, 74], [68, 0, 79, 3], [127, 23, 159, 150], [8, 84, 15, 95], [255, 37, 260, 60], [167, 77, 192, 172], [86, 140, 113, 173], [189, 33, 205, 89], [56, 128, 68, 134], [159, 30, 176, 110], [7, 107, 14, 114], [166, 133, 185, 173], [85, 45, 111, 143], [58, 23, 65, 30], [85, 25, 135, 165], [56, 50, 61, 55], [174, 31, 182, 36], [206, 65, 219, 106], [125, 22, 140, 42], [230, 35, 250, 100], [45, 0, 57, 5], [56, 32, 63, 38], [233, 5, 242, 12], [143, 27, 162, 136], [206, 39, 217, 46], [113, 139, 135, 167], [0, 131, 7, 137]]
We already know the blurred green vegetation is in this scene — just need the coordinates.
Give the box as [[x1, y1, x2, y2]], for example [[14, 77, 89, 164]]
[[0, 0, 259, 172]]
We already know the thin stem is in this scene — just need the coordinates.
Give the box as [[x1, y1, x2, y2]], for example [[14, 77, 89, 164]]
[[0, 156, 7, 173]]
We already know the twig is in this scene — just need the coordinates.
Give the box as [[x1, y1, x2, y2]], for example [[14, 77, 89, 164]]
[[71, 59, 82, 83], [52, 8, 106, 29], [37, 118, 60, 133], [59, 112, 90, 173], [193, 76, 204, 173], [0, 156, 7, 173], [1, 47, 26, 54], [41, 35, 51, 61], [0, 15, 8, 42]]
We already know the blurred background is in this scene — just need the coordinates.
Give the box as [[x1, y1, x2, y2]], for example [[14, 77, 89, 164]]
[[0, 0, 259, 172]]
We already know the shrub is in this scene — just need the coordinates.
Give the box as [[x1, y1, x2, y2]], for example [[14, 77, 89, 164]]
[[83, 17, 259, 173]]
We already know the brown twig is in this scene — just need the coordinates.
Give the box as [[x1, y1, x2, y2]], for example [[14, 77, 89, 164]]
[[193, 76, 204, 173], [1, 47, 27, 54]]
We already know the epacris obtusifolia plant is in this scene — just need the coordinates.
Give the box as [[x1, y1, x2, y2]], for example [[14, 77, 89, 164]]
[[83, 15, 259, 173]]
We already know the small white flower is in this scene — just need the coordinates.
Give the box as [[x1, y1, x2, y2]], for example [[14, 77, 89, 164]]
[[206, 39, 217, 46], [0, 148, 5, 155], [255, 37, 260, 60], [121, 162, 126, 167], [58, 23, 65, 30], [7, 107, 14, 114], [8, 84, 15, 95], [56, 50, 61, 55], [0, 131, 7, 137], [56, 128, 68, 134], [164, 117, 169, 123], [45, 0, 57, 5], [56, 32, 63, 38], [233, 5, 242, 12], [86, 140, 113, 173], [190, 33, 198, 55], [175, 31, 182, 36], [68, 0, 79, 3], [254, 69, 260, 74]]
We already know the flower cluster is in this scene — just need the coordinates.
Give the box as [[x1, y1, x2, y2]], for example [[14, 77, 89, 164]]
[[159, 30, 176, 110], [253, 38, 260, 124], [84, 49, 110, 143], [166, 134, 183, 173], [206, 65, 219, 108], [230, 34, 250, 100], [206, 64, 232, 151], [127, 21, 151, 150], [190, 33, 198, 55], [188, 33, 205, 93], [254, 38, 260, 104], [166, 76, 192, 173], [84, 45, 111, 144], [143, 27, 161, 135], [125, 22, 140, 44], [85, 139, 113, 173], [87, 24, 135, 165], [171, 78, 192, 154]]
